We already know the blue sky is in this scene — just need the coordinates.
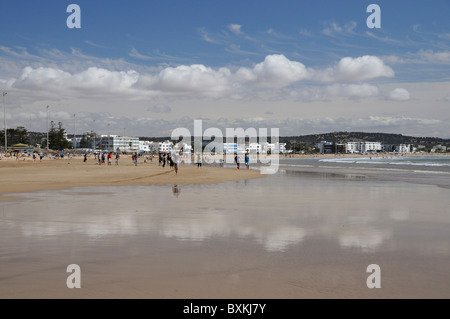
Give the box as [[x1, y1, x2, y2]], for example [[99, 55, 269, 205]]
[[1, 0, 449, 137]]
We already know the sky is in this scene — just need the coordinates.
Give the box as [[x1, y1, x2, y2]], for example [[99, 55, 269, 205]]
[[0, 0, 449, 138]]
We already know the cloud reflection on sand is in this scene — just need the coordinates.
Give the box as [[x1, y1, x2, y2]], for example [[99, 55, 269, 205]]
[[1, 171, 449, 256]]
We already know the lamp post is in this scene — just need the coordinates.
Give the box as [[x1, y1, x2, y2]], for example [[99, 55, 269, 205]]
[[107, 123, 110, 152], [46, 105, 50, 151], [3, 92, 6, 152], [73, 113, 76, 150], [93, 119, 96, 152]]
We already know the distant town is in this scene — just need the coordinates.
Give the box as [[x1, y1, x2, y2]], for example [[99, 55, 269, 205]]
[[1, 125, 449, 155]]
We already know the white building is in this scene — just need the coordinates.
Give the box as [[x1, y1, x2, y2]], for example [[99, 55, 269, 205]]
[[261, 142, 286, 154], [345, 141, 382, 154], [158, 140, 173, 153], [139, 141, 160, 154], [431, 144, 446, 153], [362, 141, 382, 153], [396, 144, 411, 153], [172, 142, 192, 154], [100, 135, 139, 153], [223, 143, 243, 154], [246, 143, 261, 154]]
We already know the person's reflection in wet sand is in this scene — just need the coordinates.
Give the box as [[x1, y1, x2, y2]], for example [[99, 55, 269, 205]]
[[172, 184, 181, 197]]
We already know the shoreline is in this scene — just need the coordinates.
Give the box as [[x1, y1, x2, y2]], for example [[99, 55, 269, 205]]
[[0, 152, 448, 199]]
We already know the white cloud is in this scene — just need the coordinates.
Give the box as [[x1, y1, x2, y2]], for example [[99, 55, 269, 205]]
[[365, 31, 400, 44], [129, 47, 154, 60], [2, 51, 398, 101], [322, 21, 357, 36], [417, 50, 450, 64], [357, 116, 441, 127], [235, 54, 311, 88], [323, 22, 342, 36], [324, 83, 380, 98], [85, 40, 109, 49], [147, 104, 171, 113], [381, 50, 450, 65], [313, 55, 394, 83], [438, 33, 450, 40], [13, 66, 140, 97], [388, 88, 411, 101], [199, 28, 219, 44], [149, 64, 233, 97], [266, 28, 289, 39], [1, 53, 407, 108], [298, 28, 312, 37], [228, 24, 243, 35]]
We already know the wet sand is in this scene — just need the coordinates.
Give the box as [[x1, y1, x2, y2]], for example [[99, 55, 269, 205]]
[[1, 165, 449, 299]]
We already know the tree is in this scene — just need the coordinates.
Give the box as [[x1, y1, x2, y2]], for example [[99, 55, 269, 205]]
[[0, 126, 29, 147], [11, 126, 29, 145], [79, 133, 90, 148], [48, 121, 71, 150]]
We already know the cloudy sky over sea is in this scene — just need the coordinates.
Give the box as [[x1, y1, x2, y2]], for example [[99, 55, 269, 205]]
[[1, 0, 449, 137]]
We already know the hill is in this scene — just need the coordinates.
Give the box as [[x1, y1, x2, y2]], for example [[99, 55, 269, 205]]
[[279, 131, 450, 147]]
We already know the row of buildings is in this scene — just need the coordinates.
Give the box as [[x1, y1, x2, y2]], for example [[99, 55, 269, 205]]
[[317, 141, 413, 154], [73, 135, 287, 155]]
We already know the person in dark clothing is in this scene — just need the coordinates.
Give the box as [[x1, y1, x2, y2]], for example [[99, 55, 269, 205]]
[[162, 154, 167, 167]]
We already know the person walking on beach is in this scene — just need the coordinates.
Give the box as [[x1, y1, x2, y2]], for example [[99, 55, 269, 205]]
[[134, 152, 138, 166], [115, 153, 120, 165], [169, 154, 174, 169], [173, 152, 180, 174], [101, 153, 105, 164], [245, 153, 250, 169], [235, 154, 240, 169], [84, 153, 87, 163], [108, 152, 112, 166], [162, 154, 167, 168], [196, 153, 202, 168]]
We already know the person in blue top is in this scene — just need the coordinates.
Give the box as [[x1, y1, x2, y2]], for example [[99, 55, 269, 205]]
[[245, 153, 250, 169]]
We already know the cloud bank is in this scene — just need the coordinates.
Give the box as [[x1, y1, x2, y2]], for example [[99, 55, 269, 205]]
[[5, 54, 397, 101]]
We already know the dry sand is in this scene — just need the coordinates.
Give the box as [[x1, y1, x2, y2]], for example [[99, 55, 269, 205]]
[[0, 154, 263, 199]]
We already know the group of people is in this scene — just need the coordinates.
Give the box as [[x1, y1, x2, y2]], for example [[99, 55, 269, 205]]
[[159, 152, 181, 174], [234, 153, 250, 169], [94, 152, 120, 166]]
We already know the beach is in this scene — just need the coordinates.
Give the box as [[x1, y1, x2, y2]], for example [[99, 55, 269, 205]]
[[0, 154, 263, 199], [1, 153, 449, 299]]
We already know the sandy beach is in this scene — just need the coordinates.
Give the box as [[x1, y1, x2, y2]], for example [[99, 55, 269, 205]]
[[1, 152, 449, 299], [0, 154, 263, 199]]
